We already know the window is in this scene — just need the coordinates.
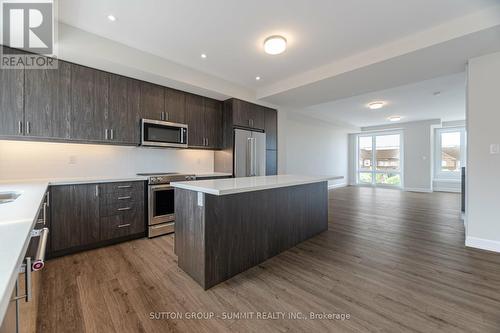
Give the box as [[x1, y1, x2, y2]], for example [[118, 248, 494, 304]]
[[357, 132, 402, 187], [435, 127, 466, 179]]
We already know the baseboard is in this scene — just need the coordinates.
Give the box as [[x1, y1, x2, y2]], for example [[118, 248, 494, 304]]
[[433, 186, 461, 193], [404, 187, 432, 193], [465, 236, 500, 253], [328, 183, 347, 190]]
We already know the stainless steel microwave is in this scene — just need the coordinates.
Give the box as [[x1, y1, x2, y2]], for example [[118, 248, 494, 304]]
[[141, 119, 188, 148]]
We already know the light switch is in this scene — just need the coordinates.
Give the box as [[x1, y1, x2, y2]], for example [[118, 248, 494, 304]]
[[490, 144, 500, 155], [68, 155, 77, 164]]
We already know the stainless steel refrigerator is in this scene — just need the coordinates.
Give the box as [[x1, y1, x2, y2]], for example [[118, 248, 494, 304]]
[[234, 129, 266, 177]]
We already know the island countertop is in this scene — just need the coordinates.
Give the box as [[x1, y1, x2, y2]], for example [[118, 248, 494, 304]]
[[171, 174, 343, 195]]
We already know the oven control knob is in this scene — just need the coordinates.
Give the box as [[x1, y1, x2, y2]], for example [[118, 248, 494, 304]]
[[151, 177, 158, 183]]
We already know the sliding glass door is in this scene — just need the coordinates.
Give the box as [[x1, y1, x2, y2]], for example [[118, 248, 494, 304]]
[[357, 133, 402, 187]]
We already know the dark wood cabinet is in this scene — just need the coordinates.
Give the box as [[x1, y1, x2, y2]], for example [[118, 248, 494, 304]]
[[266, 150, 278, 175], [0, 48, 24, 137], [264, 107, 277, 150], [49, 181, 145, 257], [108, 74, 141, 144], [231, 99, 265, 130], [185, 93, 205, 147], [50, 184, 100, 252], [204, 98, 222, 149], [24, 60, 71, 139], [164, 88, 185, 123], [140, 81, 165, 121], [70, 64, 109, 141]]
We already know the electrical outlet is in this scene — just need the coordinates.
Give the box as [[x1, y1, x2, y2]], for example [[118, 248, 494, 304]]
[[68, 155, 77, 164], [490, 144, 500, 155]]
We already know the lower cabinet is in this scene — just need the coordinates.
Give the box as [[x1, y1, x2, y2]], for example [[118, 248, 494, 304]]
[[49, 181, 146, 257]]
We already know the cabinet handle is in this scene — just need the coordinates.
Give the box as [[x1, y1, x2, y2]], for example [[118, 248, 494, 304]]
[[117, 196, 131, 200], [117, 207, 131, 211], [95, 185, 99, 197], [117, 223, 131, 228], [160, 112, 165, 121], [105, 129, 109, 140], [42, 202, 47, 226], [206, 138, 209, 146], [12, 257, 32, 302], [26, 121, 31, 135], [110, 129, 114, 140], [117, 185, 132, 189], [165, 112, 169, 121], [18, 121, 23, 134]]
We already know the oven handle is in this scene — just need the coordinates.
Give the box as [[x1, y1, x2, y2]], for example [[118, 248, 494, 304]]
[[150, 184, 174, 190]]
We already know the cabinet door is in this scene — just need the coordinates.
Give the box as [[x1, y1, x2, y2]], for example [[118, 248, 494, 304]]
[[164, 88, 185, 123], [185, 94, 205, 147], [266, 150, 277, 176], [250, 105, 266, 130], [264, 107, 277, 150], [70, 64, 109, 141], [108, 74, 141, 144], [140, 81, 165, 121], [0, 47, 24, 137], [204, 98, 222, 149], [24, 60, 71, 139], [232, 99, 252, 128], [50, 184, 100, 252]]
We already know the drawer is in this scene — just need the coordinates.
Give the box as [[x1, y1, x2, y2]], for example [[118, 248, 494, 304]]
[[99, 201, 143, 217], [99, 181, 144, 194], [99, 192, 144, 206], [148, 222, 174, 238], [100, 212, 145, 241]]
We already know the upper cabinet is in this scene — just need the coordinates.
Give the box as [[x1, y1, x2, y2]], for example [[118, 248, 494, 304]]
[[0, 47, 24, 137], [140, 82, 165, 121], [24, 60, 71, 139], [185, 94, 222, 149], [108, 74, 141, 144], [70, 64, 109, 141], [164, 88, 185, 123], [231, 99, 265, 130]]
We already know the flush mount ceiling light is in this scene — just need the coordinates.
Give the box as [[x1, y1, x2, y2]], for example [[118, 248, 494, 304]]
[[107, 14, 116, 21], [388, 116, 401, 122], [367, 101, 386, 110], [255, 76, 261, 81], [201, 53, 207, 59], [264, 35, 287, 55]]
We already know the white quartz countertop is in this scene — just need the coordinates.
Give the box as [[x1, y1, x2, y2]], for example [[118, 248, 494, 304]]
[[5, 176, 148, 186], [171, 175, 343, 195], [0, 181, 49, 324]]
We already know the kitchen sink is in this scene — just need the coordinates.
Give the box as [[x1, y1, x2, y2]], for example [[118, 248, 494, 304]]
[[0, 191, 22, 204]]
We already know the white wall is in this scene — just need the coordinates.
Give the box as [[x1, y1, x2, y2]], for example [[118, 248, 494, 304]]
[[361, 119, 441, 192], [277, 109, 352, 187], [466, 51, 500, 253], [0, 141, 214, 181]]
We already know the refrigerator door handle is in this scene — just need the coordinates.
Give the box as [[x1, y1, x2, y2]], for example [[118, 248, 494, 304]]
[[246, 138, 253, 177], [252, 138, 257, 176]]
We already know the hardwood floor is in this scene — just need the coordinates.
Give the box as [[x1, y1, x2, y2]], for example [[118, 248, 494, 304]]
[[36, 187, 500, 332]]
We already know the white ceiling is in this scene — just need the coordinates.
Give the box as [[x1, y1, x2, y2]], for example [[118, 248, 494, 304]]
[[58, 0, 499, 89], [301, 72, 466, 128]]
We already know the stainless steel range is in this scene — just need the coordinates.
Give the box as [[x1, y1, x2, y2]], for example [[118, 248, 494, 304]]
[[137, 172, 196, 238]]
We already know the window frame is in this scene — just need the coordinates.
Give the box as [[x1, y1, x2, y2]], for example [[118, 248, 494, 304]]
[[434, 127, 466, 180], [356, 130, 404, 188]]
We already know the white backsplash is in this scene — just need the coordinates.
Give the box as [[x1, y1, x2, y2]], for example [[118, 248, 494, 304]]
[[0, 140, 214, 181]]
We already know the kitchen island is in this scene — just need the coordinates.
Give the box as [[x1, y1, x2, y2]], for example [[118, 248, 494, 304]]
[[171, 175, 342, 289]]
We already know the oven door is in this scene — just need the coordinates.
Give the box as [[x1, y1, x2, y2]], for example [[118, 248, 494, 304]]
[[148, 184, 175, 226], [141, 119, 188, 148]]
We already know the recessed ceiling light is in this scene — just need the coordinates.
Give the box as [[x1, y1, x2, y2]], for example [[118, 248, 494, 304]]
[[388, 116, 401, 122], [255, 76, 261, 81], [264, 35, 287, 55], [201, 53, 207, 59], [107, 15, 116, 22], [433, 91, 441, 96], [367, 101, 386, 110]]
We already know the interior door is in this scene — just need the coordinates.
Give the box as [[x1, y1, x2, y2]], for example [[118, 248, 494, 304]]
[[234, 129, 252, 177]]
